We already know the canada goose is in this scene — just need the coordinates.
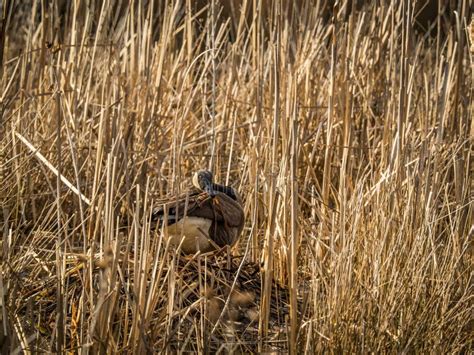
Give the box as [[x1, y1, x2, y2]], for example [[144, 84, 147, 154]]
[[152, 170, 245, 254]]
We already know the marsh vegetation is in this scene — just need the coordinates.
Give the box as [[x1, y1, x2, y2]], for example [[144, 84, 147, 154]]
[[1, 0, 472, 353]]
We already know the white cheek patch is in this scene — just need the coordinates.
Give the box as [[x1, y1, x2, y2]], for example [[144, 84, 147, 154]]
[[192, 173, 200, 189]]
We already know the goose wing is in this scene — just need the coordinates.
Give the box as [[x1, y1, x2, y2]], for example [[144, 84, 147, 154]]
[[211, 192, 245, 229], [208, 192, 245, 247], [151, 190, 211, 225], [152, 192, 240, 225]]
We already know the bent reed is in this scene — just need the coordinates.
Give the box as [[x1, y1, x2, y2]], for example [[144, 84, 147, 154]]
[[1, 1, 472, 353]]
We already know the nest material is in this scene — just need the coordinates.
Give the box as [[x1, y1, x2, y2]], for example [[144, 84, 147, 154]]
[[9, 233, 294, 353], [165, 253, 291, 352]]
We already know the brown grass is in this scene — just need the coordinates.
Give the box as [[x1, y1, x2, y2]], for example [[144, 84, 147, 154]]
[[1, 1, 473, 353]]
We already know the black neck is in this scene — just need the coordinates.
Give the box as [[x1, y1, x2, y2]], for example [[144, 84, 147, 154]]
[[211, 183, 237, 200]]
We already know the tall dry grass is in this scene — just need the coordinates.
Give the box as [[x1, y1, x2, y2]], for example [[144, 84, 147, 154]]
[[1, 0, 472, 353]]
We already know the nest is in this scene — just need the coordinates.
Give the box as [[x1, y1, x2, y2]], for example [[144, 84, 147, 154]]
[[8, 231, 293, 353], [163, 253, 291, 352]]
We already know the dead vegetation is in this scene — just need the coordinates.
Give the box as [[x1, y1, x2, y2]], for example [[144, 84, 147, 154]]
[[1, 0, 473, 353]]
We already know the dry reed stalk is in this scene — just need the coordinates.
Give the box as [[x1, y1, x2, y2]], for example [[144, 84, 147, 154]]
[[1, 0, 472, 353]]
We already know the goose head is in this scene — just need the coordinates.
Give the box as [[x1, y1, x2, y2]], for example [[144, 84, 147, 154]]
[[192, 170, 215, 197]]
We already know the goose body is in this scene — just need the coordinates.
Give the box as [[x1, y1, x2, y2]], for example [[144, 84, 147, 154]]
[[152, 171, 245, 254]]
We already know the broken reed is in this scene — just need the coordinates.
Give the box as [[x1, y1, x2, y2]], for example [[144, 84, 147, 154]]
[[1, 1, 472, 353]]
